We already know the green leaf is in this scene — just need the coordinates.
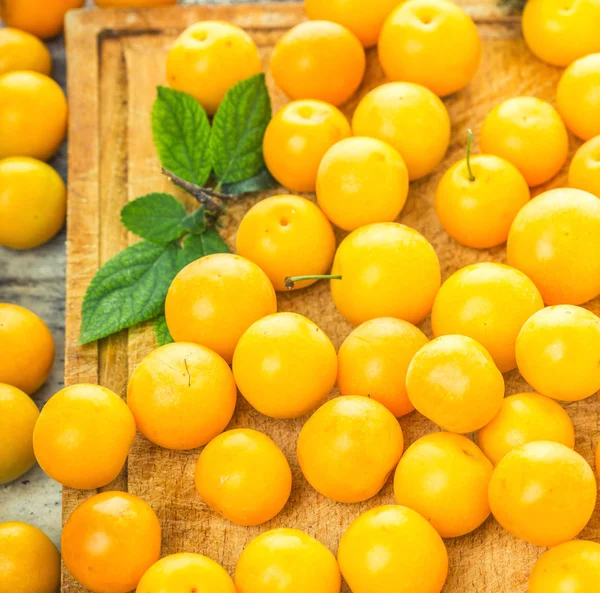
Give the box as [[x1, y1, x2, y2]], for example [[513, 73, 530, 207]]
[[220, 167, 278, 195], [80, 241, 180, 344], [177, 228, 230, 268], [209, 73, 272, 185], [181, 206, 206, 235], [120, 193, 186, 244], [154, 314, 174, 346], [152, 86, 212, 186]]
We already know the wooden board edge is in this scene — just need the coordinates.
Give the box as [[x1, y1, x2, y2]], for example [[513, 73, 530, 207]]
[[64, 3, 305, 32], [63, 11, 104, 591], [60, 0, 525, 531], [61, 3, 529, 591], [64, 12, 102, 391], [64, 1, 520, 32]]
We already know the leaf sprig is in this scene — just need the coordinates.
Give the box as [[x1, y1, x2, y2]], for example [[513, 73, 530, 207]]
[[80, 74, 276, 346], [80, 195, 229, 346], [153, 74, 276, 209]]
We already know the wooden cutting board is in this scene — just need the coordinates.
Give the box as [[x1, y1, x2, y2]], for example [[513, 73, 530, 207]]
[[63, 3, 600, 592]]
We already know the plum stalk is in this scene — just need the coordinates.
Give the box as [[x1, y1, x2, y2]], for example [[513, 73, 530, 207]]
[[284, 274, 342, 290], [466, 128, 475, 182]]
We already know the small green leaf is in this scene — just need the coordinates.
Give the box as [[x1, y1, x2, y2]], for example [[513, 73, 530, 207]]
[[80, 241, 180, 344], [121, 193, 186, 244], [178, 228, 230, 268], [181, 206, 206, 235], [209, 73, 272, 185], [154, 314, 174, 346], [220, 167, 278, 195], [152, 86, 212, 186]]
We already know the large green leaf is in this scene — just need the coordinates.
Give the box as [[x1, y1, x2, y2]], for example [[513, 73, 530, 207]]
[[80, 241, 179, 344], [177, 227, 230, 269], [152, 86, 212, 186], [154, 314, 174, 346], [180, 206, 207, 235], [220, 167, 278, 195], [120, 193, 186, 244], [209, 74, 272, 185]]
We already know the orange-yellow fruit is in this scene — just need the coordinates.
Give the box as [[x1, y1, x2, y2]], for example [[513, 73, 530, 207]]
[[165, 253, 277, 364], [97, 0, 176, 6], [477, 392, 575, 466], [435, 153, 530, 248], [304, 0, 400, 48], [297, 396, 403, 503], [0, 303, 54, 395], [569, 135, 600, 198], [127, 342, 236, 450], [488, 441, 597, 547], [235, 528, 341, 593], [528, 540, 600, 593], [406, 334, 505, 433], [0, 0, 85, 39], [338, 505, 448, 593], [263, 100, 351, 192], [0, 157, 66, 249], [379, 0, 481, 97], [0, 384, 38, 485], [195, 428, 292, 526], [352, 82, 451, 180], [507, 188, 600, 305], [0, 522, 60, 593], [431, 262, 544, 372], [270, 20, 366, 107], [556, 52, 600, 141], [33, 384, 136, 490], [166, 21, 261, 115], [136, 553, 236, 593], [393, 432, 492, 538], [0, 28, 51, 76], [236, 194, 336, 291], [316, 137, 409, 231], [329, 222, 441, 326], [337, 317, 428, 417], [516, 305, 600, 402], [0, 71, 68, 161], [480, 97, 568, 187], [62, 491, 161, 593], [232, 312, 337, 418], [522, 0, 600, 67]]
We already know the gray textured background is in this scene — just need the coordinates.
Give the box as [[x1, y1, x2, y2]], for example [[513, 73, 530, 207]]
[[0, 33, 67, 546], [0, 0, 295, 548]]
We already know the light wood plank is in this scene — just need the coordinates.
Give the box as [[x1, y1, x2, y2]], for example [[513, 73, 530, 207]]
[[64, 4, 600, 593]]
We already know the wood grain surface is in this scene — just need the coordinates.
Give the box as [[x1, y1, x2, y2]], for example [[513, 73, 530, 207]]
[[64, 3, 600, 592]]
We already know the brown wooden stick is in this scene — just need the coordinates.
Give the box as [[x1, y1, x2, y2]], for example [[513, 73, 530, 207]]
[[161, 167, 238, 214]]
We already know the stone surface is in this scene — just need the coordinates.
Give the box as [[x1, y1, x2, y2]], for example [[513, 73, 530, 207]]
[[0, 34, 67, 548]]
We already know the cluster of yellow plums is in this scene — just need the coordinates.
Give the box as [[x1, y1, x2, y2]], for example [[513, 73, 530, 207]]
[[4, 267, 599, 593], [171, 1, 600, 591], [0, 0, 182, 251], [2, 0, 600, 592], [0, 24, 68, 251], [0, 0, 179, 40]]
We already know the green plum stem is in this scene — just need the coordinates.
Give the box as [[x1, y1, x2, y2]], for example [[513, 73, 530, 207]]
[[466, 128, 475, 182], [284, 274, 342, 290]]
